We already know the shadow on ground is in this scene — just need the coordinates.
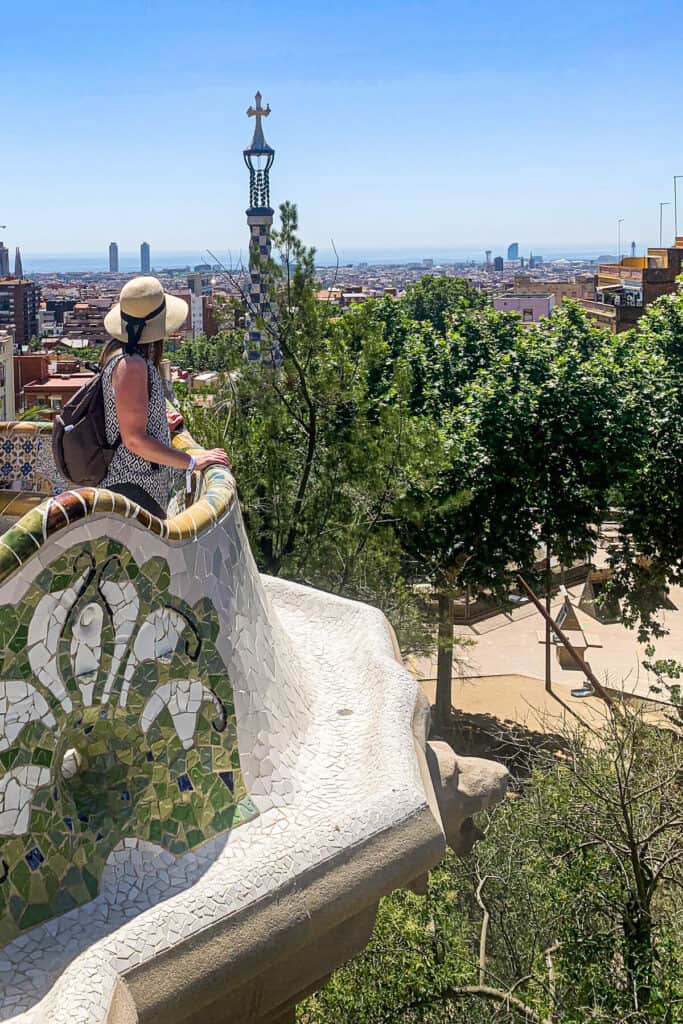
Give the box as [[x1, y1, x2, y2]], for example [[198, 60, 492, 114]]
[[430, 707, 571, 779]]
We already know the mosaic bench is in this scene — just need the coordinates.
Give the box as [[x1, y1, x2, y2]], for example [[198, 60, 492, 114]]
[[0, 421, 508, 1024]]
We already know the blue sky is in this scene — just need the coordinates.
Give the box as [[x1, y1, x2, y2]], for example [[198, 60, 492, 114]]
[[3, 0, 683, 259]]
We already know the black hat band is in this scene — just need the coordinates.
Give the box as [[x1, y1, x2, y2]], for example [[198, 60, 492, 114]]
[[121, 298, 166, 354]]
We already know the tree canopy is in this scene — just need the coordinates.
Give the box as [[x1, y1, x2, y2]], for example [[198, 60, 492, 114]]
[[607, 291, 683, 640], [177, 202, 683, 673]]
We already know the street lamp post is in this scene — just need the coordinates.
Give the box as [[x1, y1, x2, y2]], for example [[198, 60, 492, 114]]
[[675, 176, 683, 240], [617, 218, 624, 261], [659, 202, 671, 248]]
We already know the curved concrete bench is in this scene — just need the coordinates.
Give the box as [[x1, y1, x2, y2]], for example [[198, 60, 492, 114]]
[[0, 422, 508, 1024]]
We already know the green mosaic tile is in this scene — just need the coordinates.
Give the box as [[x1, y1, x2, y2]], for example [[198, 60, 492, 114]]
[[0, 539, 257, 947]]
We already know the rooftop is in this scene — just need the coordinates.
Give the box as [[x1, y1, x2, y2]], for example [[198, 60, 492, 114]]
[[497, 292, 554, 299], [22, 372, 94, 391]]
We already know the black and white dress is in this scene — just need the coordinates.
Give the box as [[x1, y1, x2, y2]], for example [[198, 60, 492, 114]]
[[100, 353, 171, 514]]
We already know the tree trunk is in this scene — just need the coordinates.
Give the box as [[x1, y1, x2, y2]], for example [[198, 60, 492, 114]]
[[623, 896, 654, 1010], [436, 592, 453, 727]]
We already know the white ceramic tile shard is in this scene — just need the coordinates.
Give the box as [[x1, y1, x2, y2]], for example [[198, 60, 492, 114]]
[[60, 748, 82, 781], [0, 498, 437, 1024], [0, 766, 51, 836], [120, 608, 189, 707], [99, 579, 139, 704], [0, 682, 57, 752], [71, 601, 104, 678], [140, 678, 218, 749], [27, 574, 94, 714]]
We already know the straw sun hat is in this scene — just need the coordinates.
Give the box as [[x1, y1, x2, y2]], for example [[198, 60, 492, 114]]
[[104, 276, 188, 347]]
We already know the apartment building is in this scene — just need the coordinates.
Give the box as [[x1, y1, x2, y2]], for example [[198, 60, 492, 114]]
[[493, 293, 555, 322], [579, 238, 683, 333], [512, 274, 594, 306], [0, 331, 16, 420], [0, 279, 40, 347], [62, 299, 111, 345]]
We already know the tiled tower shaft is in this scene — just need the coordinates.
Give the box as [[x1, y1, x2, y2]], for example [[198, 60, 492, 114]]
[[243, 92, 282, 367]]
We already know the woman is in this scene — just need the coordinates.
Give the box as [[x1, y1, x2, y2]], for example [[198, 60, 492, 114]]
[[100, 276, 230, 518]]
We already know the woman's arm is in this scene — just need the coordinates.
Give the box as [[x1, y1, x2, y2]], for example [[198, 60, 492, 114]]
[[112, 357, 230, 472]]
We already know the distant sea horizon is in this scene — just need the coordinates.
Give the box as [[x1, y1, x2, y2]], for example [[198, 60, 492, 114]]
[[18, 246, 618, 275]]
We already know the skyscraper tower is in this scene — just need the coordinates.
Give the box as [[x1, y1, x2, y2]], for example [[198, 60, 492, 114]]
[[484, 250, 492, 267], [507, 242, 520, 261], [140, 242, 151, 274], [243, 91, 281, 365], [0, 242, 8, 279], [109, 242, 119, 273], [14, 248, 23, 279], [631, 241, 636, 258]]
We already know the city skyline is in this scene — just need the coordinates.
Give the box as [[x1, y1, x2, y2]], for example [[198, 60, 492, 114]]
[[10, 244, 634, 277], [3, 0, 682, 255]]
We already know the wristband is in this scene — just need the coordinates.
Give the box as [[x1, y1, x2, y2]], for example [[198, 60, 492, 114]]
[[186, 455, 196, 492]]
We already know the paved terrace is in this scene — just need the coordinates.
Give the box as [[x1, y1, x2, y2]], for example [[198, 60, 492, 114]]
[[410, 580, 683, 712]]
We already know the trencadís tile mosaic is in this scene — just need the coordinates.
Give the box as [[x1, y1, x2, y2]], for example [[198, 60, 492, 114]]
[[0, 538, 255, 947]]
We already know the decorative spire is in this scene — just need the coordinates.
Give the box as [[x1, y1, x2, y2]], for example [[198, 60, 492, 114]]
[[242, 92, 281, 367], [243, 92, 275, 212], [14, 247, 22, 279]]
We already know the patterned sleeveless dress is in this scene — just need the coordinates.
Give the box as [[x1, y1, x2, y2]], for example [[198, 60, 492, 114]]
[[100, 353, 171, 513]]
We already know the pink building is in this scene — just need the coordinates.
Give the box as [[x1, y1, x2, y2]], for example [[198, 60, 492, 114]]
[[493, 293, 555, 323]]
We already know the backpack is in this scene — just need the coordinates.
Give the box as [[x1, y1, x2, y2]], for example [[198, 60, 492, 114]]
[[52, 365, 121, 487]]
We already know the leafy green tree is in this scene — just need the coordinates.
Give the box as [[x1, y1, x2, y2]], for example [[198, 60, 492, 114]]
[[608, 289, 683, 643], [399, 303, 644, 724], [400, 274, 489, 336], [174, 332, 237, 373], [299, 705, 683, 1024], [181, 203, 437, 652], [462, 303, 643, 577]]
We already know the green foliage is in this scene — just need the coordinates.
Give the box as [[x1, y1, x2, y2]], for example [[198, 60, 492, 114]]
[[607, 289, 683, 641], [300, 709, 683, 1024], [299, 865, 476, 1024], [394, 299, 638, 687], [400, 274, 489, 335], [181, 204, 440, 653], [18, 405, 48, 422], [179, 202, 676, 668], [174, 331, 237, 372]]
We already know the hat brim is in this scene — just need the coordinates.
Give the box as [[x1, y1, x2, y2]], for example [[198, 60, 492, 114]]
[[103, 292, 189, 343]]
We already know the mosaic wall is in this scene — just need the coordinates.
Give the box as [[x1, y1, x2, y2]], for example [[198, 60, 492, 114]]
[[0, 423, 62, 495], [0, 537, 256, 948]]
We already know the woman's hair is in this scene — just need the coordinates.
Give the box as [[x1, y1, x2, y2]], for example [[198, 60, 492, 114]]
[[99, 338, 164, 369]]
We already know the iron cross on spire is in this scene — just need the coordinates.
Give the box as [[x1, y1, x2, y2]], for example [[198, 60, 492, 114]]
[[246, 91, 271, 149]]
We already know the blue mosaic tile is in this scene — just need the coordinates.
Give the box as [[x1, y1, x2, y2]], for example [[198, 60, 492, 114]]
[[25, 847, 44, 871]]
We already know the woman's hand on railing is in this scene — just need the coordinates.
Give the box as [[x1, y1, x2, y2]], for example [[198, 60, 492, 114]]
[[167, 409, 184, 433], [194, 449, 232, 472]]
